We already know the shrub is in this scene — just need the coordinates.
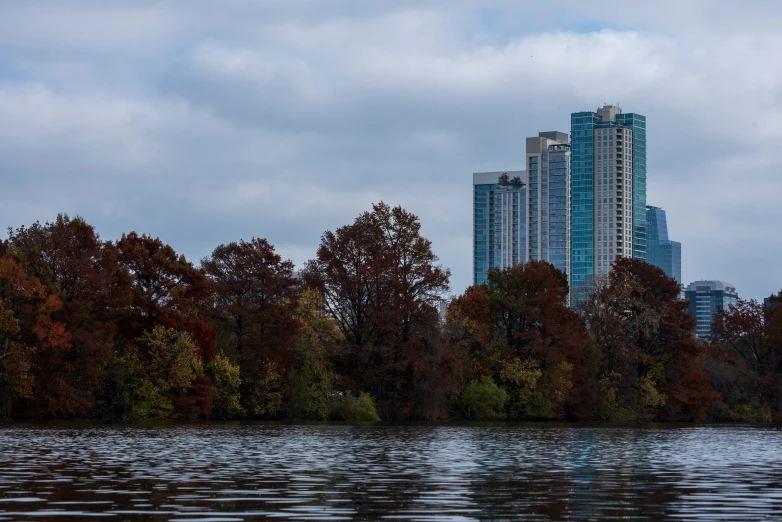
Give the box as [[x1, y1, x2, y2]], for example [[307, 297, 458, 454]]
[[331, 391, 381, 421], [461, 376, 508, 420]]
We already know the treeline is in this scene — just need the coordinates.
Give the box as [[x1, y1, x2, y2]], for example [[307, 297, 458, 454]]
[[0, 203, 780, 422]]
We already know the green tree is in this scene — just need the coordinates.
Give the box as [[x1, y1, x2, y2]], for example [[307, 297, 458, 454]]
[[331, 391, 381, 421], [289, 289, 340, 420], [461, 376, 508, 420], [243, 360, 283, 418], [206, 353, 243, 419], [122, 326, 206, 419]]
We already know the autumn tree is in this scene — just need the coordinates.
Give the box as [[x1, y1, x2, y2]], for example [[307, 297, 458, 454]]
[[115, 232, 215, 416], [710, 297, 782, 419], [5, 215, 129, 417], [201, 238, 299, 418], [116, 232, 215, 359], [304, 202, 451, 419], [482, 262, 593, 419], [581, 258, 719, 421], [0, 257, 71, 418]]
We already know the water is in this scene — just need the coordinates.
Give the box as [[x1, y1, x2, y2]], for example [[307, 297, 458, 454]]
[[1, 423, 781, 520]]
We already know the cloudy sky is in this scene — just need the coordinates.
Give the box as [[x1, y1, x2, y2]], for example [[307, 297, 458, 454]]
[[1, 1, 780, 300]]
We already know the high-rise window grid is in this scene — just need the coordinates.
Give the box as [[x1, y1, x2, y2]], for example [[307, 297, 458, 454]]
[[570, 106, 646, 302]]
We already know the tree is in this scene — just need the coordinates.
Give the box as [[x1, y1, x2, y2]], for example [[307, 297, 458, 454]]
[[304, 202, 451, 419], [114, 232, 216, 417], [581, 259, 719, 420], [498, 173, 510, 186], [5, 215, 127, 417], [480, 262, 594, 419], [201, 238, 300, 417], [206, 353, 243, 419], [0, 257, 72, 418], [461, 376, 508, 420], [119, 326, 206, 419], [288, 289, 340, 420], [713, 299, 780, 378], [711, 297, 782, 417], [117, 232, 216, 363]]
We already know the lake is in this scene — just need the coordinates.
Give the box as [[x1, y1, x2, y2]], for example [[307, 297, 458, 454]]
[[0, 423, 781, 520]]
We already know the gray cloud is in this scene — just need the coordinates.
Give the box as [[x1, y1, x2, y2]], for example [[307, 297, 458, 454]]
[[1, 1, 781, 300]]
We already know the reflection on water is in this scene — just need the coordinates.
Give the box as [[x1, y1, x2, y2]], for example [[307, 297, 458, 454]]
[[0, 423, 781, 520]]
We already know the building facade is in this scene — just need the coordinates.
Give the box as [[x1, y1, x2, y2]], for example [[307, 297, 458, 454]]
[[473, 170, 527, 285], [525, 132, 571, 276], [570, 105, 646, 299], [472, 132, 571, 285], [646, 205, 682, 284], [684, 280, 738, 337]]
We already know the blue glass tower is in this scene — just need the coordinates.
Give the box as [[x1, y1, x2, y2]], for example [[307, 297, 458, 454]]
[[570, 106, 646, 301], [526, 131, 571, 276], [473, 171, 527, 285], [646, 205, 682, 284], [684, 281, 738, 337]]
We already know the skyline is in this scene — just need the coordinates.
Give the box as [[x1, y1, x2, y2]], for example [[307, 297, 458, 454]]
[[1, 1, 781, 300]]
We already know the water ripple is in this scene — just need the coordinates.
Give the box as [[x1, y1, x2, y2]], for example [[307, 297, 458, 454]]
[[0, 424, 781, 520]]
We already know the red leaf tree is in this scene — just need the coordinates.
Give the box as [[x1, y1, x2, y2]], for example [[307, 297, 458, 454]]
[[305, 202, 451, 419]]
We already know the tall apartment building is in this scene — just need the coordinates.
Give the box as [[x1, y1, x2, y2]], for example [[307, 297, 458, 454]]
[[473, 170, 527, 285], [645, 205, 682, 284], [526, 132, 571, 277], [472, 132, 571, 285], [684, 280, 738, 337], [570, 105, 647, 298]]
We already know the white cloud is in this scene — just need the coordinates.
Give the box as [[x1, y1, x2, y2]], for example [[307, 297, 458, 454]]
[[0, 1, 781, 299]]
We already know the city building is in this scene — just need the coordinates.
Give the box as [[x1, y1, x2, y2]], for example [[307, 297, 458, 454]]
[[646, 205, 682, 284], [473, 170, 527, 285], [526, 131, 571, 277], [473, 132, 571, 285], [684, 280, 738, 337], [570, 105, 647, 300]]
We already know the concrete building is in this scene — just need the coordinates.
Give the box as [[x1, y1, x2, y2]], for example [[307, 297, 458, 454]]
[[684, 280, 738, 337], [472, 132, 571, 285], [646, 205, 682, 284], [570, 105, 647, 301]]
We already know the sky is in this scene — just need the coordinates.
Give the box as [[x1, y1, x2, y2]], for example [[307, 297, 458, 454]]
[[1, 0, 781, 300]]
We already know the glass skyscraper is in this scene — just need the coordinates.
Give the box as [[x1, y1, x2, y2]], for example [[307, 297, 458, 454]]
[[684, 281, 738, 337], [526, 132, 571, 275], [472, 132, 571, 285], [473, 170, 527, 285], [570, 105, 646, 300], [646, 205, 682, 284]]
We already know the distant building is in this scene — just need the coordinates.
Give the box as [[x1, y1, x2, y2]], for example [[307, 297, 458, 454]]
[[570, 105, 646, 302], [525, 131, 571, 276], [684, 281, 738, 337], [645, 205, 682, 284], [473, 170, 527, 285], [472, 132, 571, 286]]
